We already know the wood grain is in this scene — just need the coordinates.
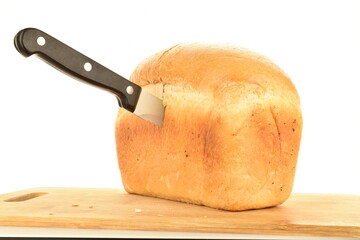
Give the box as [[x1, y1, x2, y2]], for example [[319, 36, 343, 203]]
[[0, 188, 359, 238]]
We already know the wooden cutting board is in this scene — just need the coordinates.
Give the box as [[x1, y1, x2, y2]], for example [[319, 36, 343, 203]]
[[0, 188, 359, 238]]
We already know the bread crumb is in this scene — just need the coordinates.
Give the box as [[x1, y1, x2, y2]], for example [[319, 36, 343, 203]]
[[88, 205, 94, 208], [72, 204, 79, 207], [203, 215, 208, 218], [135, 208, 142, 213], [49, 212, 54, 215]]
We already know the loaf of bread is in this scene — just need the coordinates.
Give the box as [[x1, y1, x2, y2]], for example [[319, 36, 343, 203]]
[[115, 43, 302, 211]]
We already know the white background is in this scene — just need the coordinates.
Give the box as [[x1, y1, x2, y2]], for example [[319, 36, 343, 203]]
[[1, 0, 359, 195]]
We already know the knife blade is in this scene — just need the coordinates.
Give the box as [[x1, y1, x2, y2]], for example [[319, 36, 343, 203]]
[[14, 28, 164, 127]]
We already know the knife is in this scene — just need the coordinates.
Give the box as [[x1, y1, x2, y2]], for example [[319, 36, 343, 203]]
[[14, 28, 164, 127]]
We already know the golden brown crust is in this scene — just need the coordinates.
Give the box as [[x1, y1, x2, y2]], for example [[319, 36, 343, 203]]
[[115, 43, 302, 211]]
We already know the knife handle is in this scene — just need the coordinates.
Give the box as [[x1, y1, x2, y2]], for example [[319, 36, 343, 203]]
[[14, 28, 141, 112]]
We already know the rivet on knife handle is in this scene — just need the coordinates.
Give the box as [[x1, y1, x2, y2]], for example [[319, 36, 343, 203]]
[[14, 28, 141, 112]]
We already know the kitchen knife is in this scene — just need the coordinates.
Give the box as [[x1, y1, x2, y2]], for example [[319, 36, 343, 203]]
[[14, 28, 164, 126]]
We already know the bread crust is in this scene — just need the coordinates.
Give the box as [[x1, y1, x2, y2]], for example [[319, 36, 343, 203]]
[[115, 43, 302, 211]]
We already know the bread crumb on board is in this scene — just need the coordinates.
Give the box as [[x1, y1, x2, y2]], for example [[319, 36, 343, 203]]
[[134, 208, 142, 213]]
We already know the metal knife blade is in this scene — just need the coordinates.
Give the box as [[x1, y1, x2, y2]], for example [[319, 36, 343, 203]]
[[133, 90, 164, 127], [14, 28, 164, 126]]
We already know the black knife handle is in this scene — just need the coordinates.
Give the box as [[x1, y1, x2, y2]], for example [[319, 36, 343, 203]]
[[14, 28, 141, 112]]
